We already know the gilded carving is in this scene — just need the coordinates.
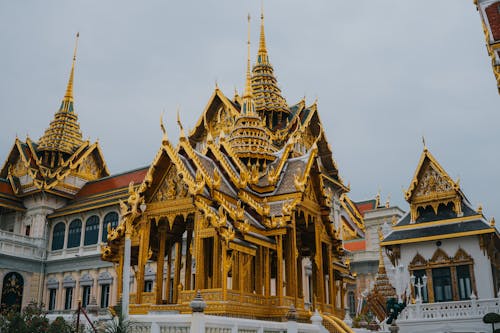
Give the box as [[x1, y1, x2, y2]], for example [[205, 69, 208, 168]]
[[415, 164, 452, 197]]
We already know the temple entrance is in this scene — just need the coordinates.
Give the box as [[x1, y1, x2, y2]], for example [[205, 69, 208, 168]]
[[1, 272, 24, 312]]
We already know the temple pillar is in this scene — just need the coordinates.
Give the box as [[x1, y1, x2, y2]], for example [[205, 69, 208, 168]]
[[277, 235, 283, 301], [185, 223, 193, 290], [213, 235, 220, 288], [328, 245, 334, 307], [194, 212, 204, 290], [314, 221, 324, 309], [173, 241, 182, 303], [117, 246, 124, 300], [136, 220, 150, 304], [222, 245, 228, 300], [264, 247, 270, 297], [290, 221, 298, 305], [255, 247, 263, 295], [166, 243, 173, 303], [233, 251, 239, 290], [155, 226, 167, 304]]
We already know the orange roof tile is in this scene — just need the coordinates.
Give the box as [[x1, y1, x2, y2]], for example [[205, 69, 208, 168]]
[[344, 239, 366, 252], [76, 167, 148, 198]]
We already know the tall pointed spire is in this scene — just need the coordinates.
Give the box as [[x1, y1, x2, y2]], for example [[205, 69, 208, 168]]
[[242, 13, 255, 115], [38, 33, 84, 155], [251, 5, 289, 129], [257, 5, 269, 65]]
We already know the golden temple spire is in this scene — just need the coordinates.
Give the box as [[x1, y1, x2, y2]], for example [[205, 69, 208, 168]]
[[257, 4, 269, 65], [38, 33, 84, 155], [64, 32, 79, 101], [242, 13, 255, 115]]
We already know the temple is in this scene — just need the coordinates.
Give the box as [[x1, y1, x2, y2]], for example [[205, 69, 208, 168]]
[[101, 13, 363, 324]]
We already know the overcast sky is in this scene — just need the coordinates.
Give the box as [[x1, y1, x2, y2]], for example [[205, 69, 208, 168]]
[[1, 1, 499, 220]]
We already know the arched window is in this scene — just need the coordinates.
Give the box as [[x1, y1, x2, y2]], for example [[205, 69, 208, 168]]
[[51, 222, 66, 250], [102, 212, 119, 243], [67, 219, 82, 248], [84, 215, 100, 246]]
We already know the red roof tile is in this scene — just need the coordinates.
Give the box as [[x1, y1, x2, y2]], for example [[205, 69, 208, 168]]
[[355, 201, 376, 216], [76, 167, 148, 198], [0, 180, 15, 196], [344, 239, 366, 252]]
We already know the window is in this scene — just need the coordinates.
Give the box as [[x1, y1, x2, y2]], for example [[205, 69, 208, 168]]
[[102, 212, 119, 242], [347, 291, 356, 317], [457, 265, 472, 300], [432, 267, 453, 302], [48, 289, 57, 311], [67, 219, 82, 248], [144, 280, 153, 292], [100, 284, 110, 308], [84, 215, 99, 246], [82, 286, 91, 308], [51, 222, 66, 250], [25, 225, 30, 236], [64, 287, 73, 310], [412, 269, 429, 303]]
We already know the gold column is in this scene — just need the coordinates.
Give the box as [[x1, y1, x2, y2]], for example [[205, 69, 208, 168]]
[[117, 247, 124, 300], [155, 226, 167, 304], [277, 235, 283, 301], [328, 244, 334, 306], [194, 212, 204, 290], [233, 251, 239, 290], [222, 245, 228, 300], [426, 268, 435, 302], [185, 224, 193, 290], [213, 235, 220, 288], [290, 221, 298, 305], [264, 247, 270, 296], [255, 248, 263, 295], [166, 243, 172, 303], [173, 241, 182, 303], [314, 220, 324, 308], [450, 266, 458, 301], [136, 220, 150, 304]]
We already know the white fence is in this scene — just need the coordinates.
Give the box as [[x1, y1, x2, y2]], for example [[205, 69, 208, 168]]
[[129, 313, 324, 333]]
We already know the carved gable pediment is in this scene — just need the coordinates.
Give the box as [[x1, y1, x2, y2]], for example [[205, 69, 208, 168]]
[[153, 165, 189, 202], [10, 158, 27, 178], [76, 155, 100, 180], [414, 163, 453, 198], [304, 181, 317, 202]]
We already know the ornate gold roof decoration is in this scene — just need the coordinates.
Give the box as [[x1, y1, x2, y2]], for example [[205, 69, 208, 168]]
[[229, 14, 277, 166], [405, 147, 462, 222], [251, 9, 289, 129], [38, 33, 84, 155]]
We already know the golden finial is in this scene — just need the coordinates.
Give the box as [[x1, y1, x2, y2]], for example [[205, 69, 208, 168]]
[[477, 204, 483, 214], [391, 215, 397, 226], [375, 189, 381, 208], [64, 32, 79, 102], [160, 111, 168, 144], [258, 2, 269, 64], [422, 136, 427, 151], [490, 217, 495, 227], [385, 194, 391, 208], [176, 107, 185, 137]]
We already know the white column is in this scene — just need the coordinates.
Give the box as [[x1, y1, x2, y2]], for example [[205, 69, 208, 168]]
[[122, 237, 131, 319]]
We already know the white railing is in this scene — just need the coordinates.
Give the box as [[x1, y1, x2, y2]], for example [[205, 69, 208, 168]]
[[130, 313, 323, 333], [399, 297, 500, 321], [0, 230, 45, 259]]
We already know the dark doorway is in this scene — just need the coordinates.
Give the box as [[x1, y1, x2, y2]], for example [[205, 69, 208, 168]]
[[1, 272, 24, 312]]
